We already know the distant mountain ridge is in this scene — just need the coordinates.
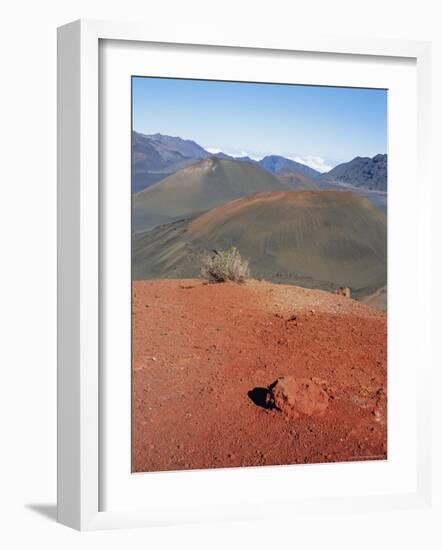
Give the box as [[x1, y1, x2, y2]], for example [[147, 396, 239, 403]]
[[144, 132, 209, 161], [322, 154, 387, 191], [132, 131, 387, 198], [133, 132, 208, 169], [259, 155, 320, 180], [132, 131, 322, 192], [132, 132, 211, 191]]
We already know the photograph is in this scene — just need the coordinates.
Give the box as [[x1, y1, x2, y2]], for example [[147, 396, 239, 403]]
[[131, 76, 388, 473]]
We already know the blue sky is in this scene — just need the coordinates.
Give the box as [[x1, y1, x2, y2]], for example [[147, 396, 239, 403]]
[[132, 77, 387, 172]]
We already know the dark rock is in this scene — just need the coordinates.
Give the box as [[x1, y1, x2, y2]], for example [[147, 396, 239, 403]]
[[266, 376, 329, 417]]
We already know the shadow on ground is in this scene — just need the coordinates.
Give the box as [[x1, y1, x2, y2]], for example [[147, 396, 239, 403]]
[[248, 387, 274, 409], [26, 504, 57, 522]]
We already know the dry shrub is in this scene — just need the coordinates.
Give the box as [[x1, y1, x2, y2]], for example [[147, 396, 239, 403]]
[[200, 247, 250, 283]]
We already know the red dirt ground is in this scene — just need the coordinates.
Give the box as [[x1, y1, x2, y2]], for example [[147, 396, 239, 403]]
[[132, 279, 387, 472]]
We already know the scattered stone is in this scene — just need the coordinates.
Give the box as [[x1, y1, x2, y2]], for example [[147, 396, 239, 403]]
[[335, 287, 351, 298], [266, 376, 329, 418], [372, 388, 386, 425]]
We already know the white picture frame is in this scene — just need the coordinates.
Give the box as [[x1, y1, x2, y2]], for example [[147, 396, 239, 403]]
[[57, 19, 432, 531]]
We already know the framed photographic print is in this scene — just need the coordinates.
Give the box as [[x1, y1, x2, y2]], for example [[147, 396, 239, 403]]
[[57, 19, 432, 530], [130, 77, 389, 473]]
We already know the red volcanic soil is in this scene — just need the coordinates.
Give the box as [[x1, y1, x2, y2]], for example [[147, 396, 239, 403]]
[[132, 279, 387, 472]]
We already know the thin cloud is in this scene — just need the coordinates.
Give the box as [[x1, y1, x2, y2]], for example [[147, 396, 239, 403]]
[[238, 151, 262, 161], [206, 147, 334, 172], [290, 156, 334, 173], [205, 146, 262, 161]]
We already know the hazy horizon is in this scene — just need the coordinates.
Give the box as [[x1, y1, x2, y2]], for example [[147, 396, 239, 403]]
[[132, 76, 387, 172]]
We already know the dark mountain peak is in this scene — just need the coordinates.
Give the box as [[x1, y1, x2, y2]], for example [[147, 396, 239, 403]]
[[143, 132, 208, 154], [132, 131, 210, 174], [373, 153, 387, 162], [260, 154, 287, 167], [261, 154, 282, 161], [324, 154, 387, 191], [259, 155, 320, 179]]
